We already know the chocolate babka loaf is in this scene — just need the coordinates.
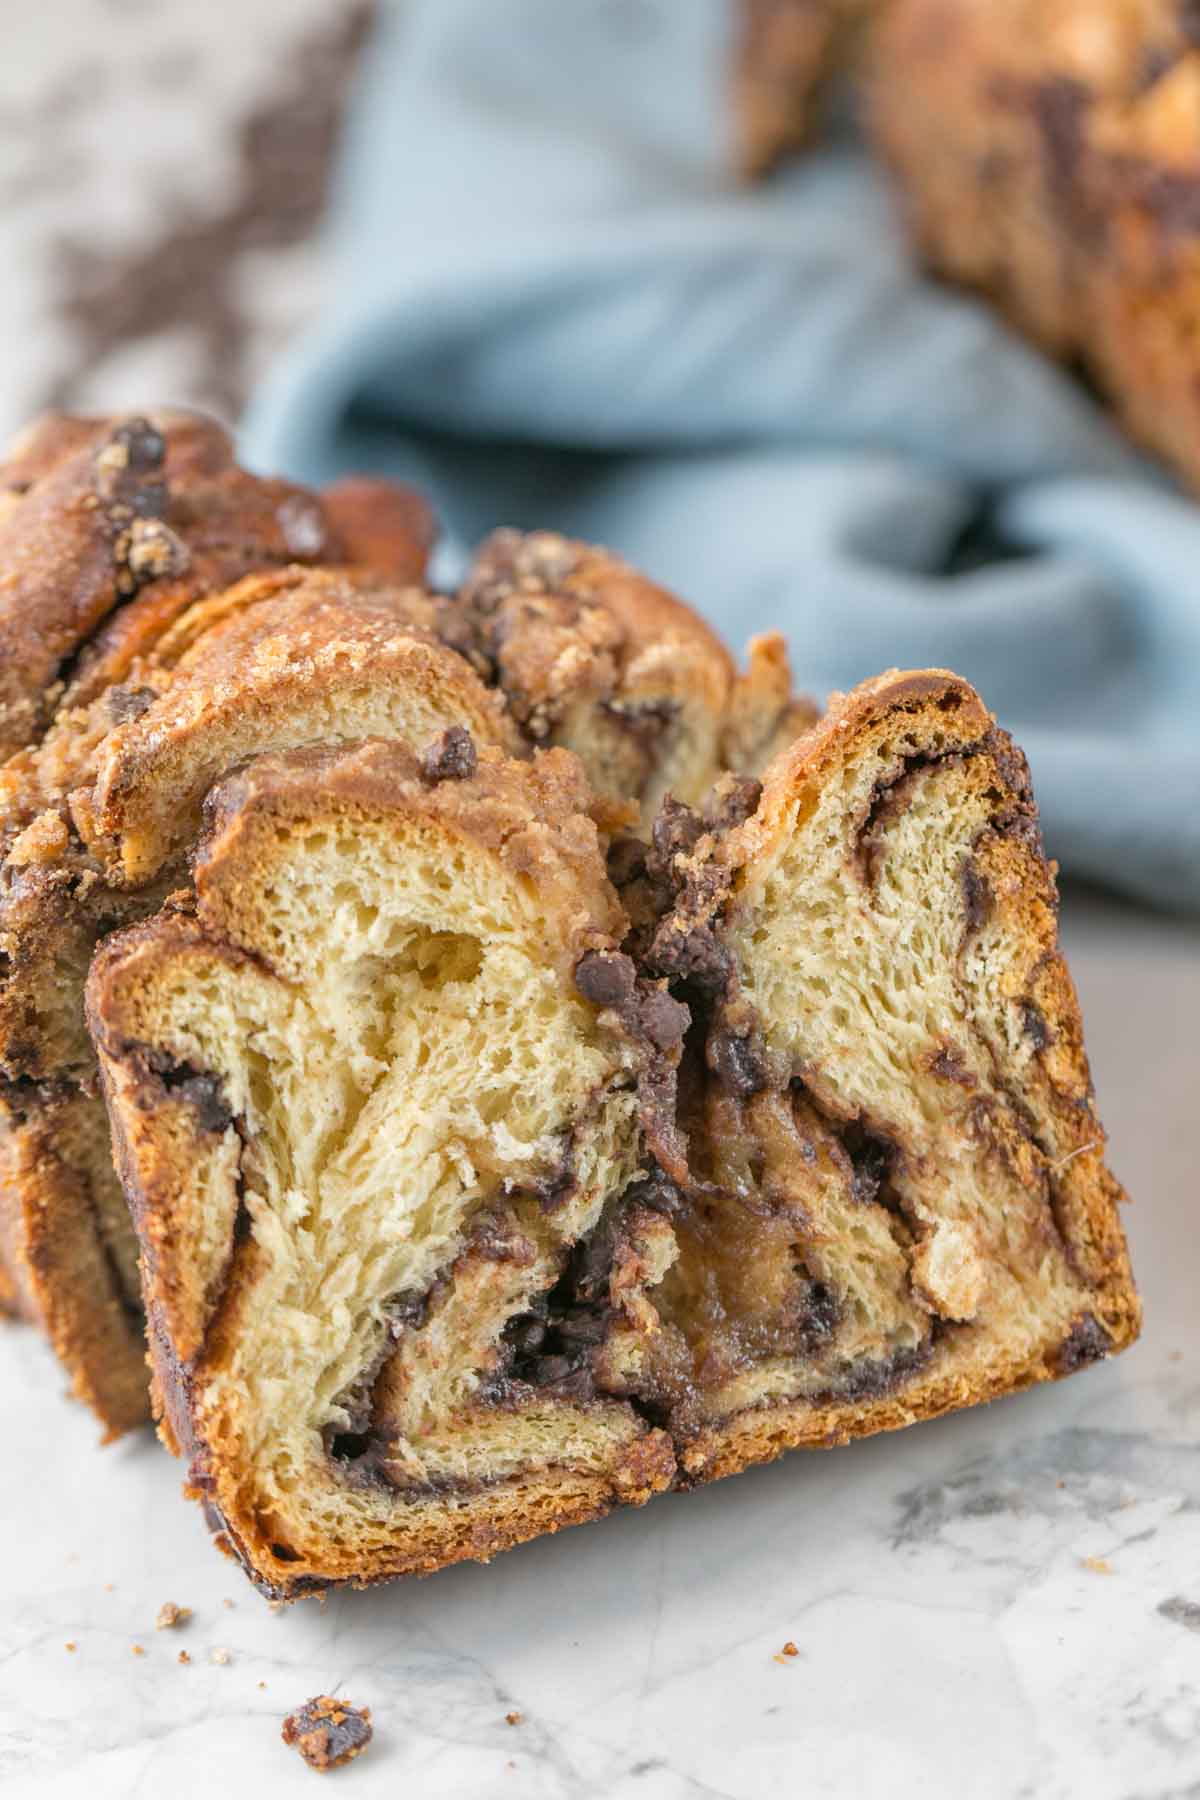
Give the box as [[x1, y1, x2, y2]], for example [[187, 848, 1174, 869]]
[[737, 0, 1200, 496], [87, 672, 1137, 1595], [0, 415, 813, 1439]]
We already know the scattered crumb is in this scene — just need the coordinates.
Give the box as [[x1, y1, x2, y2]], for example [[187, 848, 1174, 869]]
[[131, 1644, 146, 1657], [211, 1647, 232, 1665], [178, 1651, 191, 1666], [103, 1583, 115, 1593], [505, 1711, 523, 1726], [772, 1654, 788, 1666], [1169, 1349, 1183, 1363], [65, 1641, 77, 1653], [781, 1642, 799, 1658], [282, 1695, 372, 1772], [156, 1602, 192, 1631], [258, 1681, 267, 1690], [1056, 1479, 1065, 1490], [1082, 1556, 1113, 1575], [222, 1598, 236, 1610]]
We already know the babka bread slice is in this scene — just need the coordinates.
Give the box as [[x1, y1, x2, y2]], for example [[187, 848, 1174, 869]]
[[610, 669, 1139, 1477], [458, 530, 814, 825], [0, 584, 516, 1435], [87, 738, 682, 1593]]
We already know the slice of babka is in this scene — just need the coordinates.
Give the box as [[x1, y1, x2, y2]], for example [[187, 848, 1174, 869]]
[[87, 674, 1137, 1595], [0, 412, 475, 1434], [617, 668, 1140, 1477], [87, 739, 682, 1591]]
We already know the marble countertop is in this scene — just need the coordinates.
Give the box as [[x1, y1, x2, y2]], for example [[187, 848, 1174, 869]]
[[1, 885, 1197, 1799]]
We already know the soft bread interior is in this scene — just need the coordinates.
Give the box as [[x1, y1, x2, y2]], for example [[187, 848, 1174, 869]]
[[618, 673, 1138, 1468], [89, 742, 673, 1589]]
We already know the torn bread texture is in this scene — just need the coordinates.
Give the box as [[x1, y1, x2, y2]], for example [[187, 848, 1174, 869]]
[[458, 530, 812, 826], [88, 673, 1136, 1594], [632, 668, 1138, 1479], [88, 741, 681, 1589]]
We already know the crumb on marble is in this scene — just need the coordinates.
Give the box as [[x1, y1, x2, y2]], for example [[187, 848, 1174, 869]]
[[1082, 1556, 1114, 1575], [211, 1647, 232, 1665], [282, 1695, 372, 1772], [65, 1641, 77, 1653], [156, 1601, 192, 1630], [781, 1641, 799, 1657], [178, 1650, 191, 1665], [505, 1711, 522, 1726], [223, 1598, 236, 1609], [131, 1644, 146, 1657]]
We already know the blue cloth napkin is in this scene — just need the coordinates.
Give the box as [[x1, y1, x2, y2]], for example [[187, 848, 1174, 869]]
[[243, 0, 1200, 911]]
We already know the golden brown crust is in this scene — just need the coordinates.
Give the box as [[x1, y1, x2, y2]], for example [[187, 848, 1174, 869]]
[[72, 575, 521, 885], [459, 529, 735, 824], [0, 1085, 149, 1437], [0, 409, 437, 761]]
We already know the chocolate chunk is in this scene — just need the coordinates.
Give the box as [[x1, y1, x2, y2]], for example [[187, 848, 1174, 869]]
[[107, 685, 157, 725], [1021, 1003, 1051, 1051], [960, 856, 991, 935], [93, 417, 167, 516], [282, 1695, 373, 1772], [141, 1050, 234, 1134], [1057, 1313, 1112, 1373], [574, 949, 637, 1008], [172, 1073, 234, 1136], [841, 1121, 894, 1207], [503, 1313, 547, 1356], [606, 834, 647, 890], [650, 795, 705, 870], [420, 726, 477, 783], [709, 1028, 767, 1099], [705, 774, 762, 835], [637, 985, 689, 1051], [276, 493, 328, 560]]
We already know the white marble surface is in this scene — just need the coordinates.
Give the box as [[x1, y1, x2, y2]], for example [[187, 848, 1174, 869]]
[[0, 887, 1196, 1798]]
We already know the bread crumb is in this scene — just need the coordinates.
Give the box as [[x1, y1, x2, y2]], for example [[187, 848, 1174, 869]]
[[282, 1695, 372, 1771], [772, 1654, 788, 1666], [781, 1641, 799, 1657], [222, 1598, 235, 1610], [65, 1641, 77, 1653], [258, 1681, 267, 1690], [1082, 1556, 1113, 1575], [131, 1644, 146, 1657], [156, 1602, 192, 1630], [505, 1711, 522, 1726], [103, 1583, 115, 1593], [211, 1647, 231, 1665], [178, 1651, 191, 1666]]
